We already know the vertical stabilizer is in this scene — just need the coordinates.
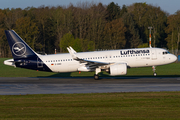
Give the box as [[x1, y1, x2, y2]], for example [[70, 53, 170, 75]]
[[5, 30, 37, 59]]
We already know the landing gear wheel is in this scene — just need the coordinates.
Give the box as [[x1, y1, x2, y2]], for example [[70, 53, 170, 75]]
[[152, 66, 156, 76], [94, 74, 99, 80], [153, 72, 157, 76]]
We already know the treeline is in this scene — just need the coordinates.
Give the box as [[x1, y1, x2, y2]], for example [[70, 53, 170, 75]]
[[0, 2, 180, 57]]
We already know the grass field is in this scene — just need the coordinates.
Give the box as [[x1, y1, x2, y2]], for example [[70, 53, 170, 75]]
[[1, 58, 180, 119], [0, 92, 180, 119], [1, 58, 180, 77]]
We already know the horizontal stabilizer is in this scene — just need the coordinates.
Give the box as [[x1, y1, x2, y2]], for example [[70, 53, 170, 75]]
[[4, 59, 15, 67]]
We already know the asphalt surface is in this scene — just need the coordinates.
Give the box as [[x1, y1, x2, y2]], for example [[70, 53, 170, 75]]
[[0, 77, 180, 95]]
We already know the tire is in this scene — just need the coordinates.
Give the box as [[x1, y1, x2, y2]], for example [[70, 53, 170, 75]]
[[153, 72, 157, 76], [94, 74, 99, 80]]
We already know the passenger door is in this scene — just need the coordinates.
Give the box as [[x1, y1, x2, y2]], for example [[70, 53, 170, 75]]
[[151, 49, 157, 60]]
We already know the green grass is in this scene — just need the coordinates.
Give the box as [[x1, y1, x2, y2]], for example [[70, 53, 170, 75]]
[[0, 92, 180, 119], [1, 58, 180, 77]]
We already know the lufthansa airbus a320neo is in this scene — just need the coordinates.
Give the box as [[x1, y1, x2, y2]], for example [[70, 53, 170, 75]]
[[4, 30, 177, 80]]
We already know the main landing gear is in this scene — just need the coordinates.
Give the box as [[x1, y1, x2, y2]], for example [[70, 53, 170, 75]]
[[94, 74, 99, 80], [94, 68, 101, 80], [152, 66, 157, 76]]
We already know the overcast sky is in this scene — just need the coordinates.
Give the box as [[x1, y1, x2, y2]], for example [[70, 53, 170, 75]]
[[0, 0, 179, 15]]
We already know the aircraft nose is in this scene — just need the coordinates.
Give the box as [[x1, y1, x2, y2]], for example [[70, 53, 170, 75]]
[[171, 55, 177, 62]]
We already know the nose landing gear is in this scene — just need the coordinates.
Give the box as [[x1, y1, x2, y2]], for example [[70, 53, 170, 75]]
[[152, 66, 157, 76]]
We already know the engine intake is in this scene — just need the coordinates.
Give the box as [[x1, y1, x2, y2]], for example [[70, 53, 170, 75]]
[[109, 63, 127, 76]]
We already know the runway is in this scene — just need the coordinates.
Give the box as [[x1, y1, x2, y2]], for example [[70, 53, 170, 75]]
[[0, 77, 180, 95]]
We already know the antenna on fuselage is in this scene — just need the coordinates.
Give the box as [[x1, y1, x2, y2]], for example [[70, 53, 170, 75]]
[[148, 27, 153, 48]]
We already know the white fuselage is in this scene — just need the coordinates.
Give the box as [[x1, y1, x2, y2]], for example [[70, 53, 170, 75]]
[[38, 48, 177, 73]]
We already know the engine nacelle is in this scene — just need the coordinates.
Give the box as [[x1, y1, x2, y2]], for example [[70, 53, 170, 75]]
[[109, 63, 127, 76]]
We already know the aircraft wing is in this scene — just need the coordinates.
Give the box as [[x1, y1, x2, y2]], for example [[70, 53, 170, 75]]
[[67, 47, 110, 68]]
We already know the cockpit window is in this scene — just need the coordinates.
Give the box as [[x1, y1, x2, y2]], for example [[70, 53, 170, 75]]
[[163, 51, 170, 55]]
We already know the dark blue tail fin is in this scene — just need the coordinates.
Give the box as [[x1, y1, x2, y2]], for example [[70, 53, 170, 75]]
[[5, 30, 37, 59]]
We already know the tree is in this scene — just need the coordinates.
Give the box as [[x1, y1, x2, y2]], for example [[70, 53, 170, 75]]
[[53, 6, 70, 52], [122, 12, 141, 48], [128, 2, 147, 42], [4, 8, 23, 29], [128, 3, 167, 48], [87, 3, 106, 49], [145, 5, 167, 47], [120, 5, 127, 17], [60, 33, 94, 52], [165, 11, 180, 54], [0, 2, 173, 58], [33, 6, 56, 54], [15, 17, 39, 49], [104, 18, 126, 49], [0, 9, 8, 57], [59, 33, 75, 52], [106, 2, 121, 21]]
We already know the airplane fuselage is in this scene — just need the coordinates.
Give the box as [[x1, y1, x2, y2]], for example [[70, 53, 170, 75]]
[[5, 47, 176, 73], [43, 48, 176, 72]]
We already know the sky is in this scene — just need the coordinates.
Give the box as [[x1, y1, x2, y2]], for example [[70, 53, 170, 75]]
[[0, 0, 179, 15]]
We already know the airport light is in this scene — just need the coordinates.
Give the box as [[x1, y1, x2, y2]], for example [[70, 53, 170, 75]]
[[148, 27, 153, 48]]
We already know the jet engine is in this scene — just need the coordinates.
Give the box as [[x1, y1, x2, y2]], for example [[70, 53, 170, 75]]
[[109, 63, 127, 76]]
